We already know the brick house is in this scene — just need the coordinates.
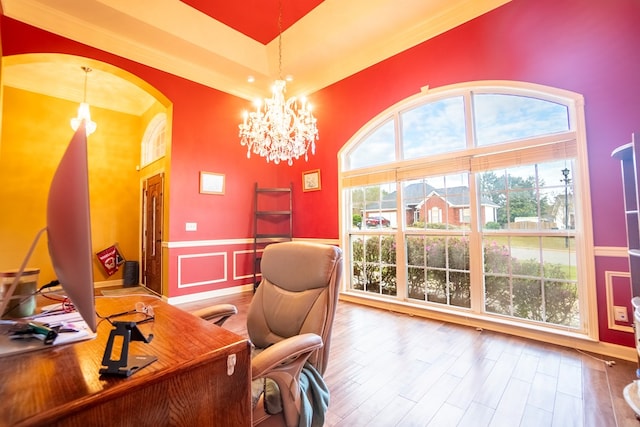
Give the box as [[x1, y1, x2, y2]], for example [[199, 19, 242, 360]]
[[364, 184, 499, 228]]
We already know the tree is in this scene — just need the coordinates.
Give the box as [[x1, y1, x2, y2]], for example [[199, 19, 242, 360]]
[[479, 170, 551, 226], [350, 186, 391, 207]]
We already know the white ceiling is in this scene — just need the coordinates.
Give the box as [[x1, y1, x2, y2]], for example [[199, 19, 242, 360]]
[[1, 0, 510, 115], [3, 58, 156, 116]]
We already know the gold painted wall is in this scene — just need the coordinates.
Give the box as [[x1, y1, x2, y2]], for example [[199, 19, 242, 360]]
[[0, 86, 143, 286]]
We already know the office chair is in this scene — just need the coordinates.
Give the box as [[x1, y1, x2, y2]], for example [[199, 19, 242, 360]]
[[198, 241, 343, 427]]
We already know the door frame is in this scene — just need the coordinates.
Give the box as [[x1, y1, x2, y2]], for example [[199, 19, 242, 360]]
[[141, 172, 164, 295]]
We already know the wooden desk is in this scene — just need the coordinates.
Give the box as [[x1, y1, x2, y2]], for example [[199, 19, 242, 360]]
[[0, 295, 251, 426]]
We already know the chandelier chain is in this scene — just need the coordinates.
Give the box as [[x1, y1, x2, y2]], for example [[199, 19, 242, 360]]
[[70, 65, 97, 136], [278, 0, 283, 79], [237, 0, 318, 166], [81, 66, 92, 103]]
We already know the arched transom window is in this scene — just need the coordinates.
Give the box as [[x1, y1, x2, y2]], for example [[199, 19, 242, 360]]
[[141, 113, 167, 167]]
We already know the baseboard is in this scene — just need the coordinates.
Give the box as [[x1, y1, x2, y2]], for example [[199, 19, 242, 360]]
[[43, 279, 122, 294], [94, 279, 123, 289]]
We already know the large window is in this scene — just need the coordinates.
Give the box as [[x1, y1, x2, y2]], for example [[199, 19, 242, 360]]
[[340, 82, 593, 336]]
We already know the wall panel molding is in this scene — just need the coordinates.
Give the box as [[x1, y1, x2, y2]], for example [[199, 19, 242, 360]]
[[177, 251, 227, 288], [595, 246, 628, 258]]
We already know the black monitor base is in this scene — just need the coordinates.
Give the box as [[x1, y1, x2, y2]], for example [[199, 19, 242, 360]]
[[99, 321, 156, 377]]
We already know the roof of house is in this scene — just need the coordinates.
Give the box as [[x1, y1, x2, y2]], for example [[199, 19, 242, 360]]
[[364, 183, 499, 211]]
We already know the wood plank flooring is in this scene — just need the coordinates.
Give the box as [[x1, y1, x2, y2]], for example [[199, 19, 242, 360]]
[[176, 292, 640, 427]]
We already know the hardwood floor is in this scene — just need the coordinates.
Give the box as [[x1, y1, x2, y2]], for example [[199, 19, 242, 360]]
[[176, 292, 640, 427]]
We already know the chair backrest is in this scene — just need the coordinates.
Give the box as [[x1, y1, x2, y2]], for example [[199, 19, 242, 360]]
[[247, 241, 343, 375]]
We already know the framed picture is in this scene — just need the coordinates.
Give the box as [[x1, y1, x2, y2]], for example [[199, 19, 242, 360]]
[[199, 171, 225, 195], [302, 169, 321, 192]]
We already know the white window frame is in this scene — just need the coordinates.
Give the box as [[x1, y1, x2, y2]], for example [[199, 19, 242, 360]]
[[338, 81, 596, 340]]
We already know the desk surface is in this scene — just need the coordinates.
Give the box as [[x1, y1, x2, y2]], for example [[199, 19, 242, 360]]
[[0, 295, 251, 426]]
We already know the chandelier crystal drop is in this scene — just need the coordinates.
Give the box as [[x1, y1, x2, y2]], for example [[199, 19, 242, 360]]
[[238, 1, 318, 166], [70, 66, 97, 136]]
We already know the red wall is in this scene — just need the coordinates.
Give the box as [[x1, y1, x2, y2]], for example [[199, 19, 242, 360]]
[[3, 0, 640, 346]]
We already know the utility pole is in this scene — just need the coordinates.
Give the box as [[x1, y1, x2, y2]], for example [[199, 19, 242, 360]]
[[561, 168, 571, 248]]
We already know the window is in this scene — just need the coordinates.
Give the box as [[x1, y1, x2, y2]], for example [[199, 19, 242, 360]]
[[340, 82, 593, 336], [474, 94, 569, 146], [402, 96, 466, 159], [346, 120, 395, 170], [349, 183, 397, 296], [141, 113, 167, 167], [429, 207, 441, 224], [480, 161, 578, 326]]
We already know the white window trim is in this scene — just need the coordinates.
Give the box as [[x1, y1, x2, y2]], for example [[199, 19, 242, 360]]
[[338, 80, 597, 341]]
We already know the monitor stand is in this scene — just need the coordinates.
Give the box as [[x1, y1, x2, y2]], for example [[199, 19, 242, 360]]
[[0, 228, 46, 319], [99, 321, 156, 377]]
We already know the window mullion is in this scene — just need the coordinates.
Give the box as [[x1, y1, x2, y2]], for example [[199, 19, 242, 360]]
[[396, 182, 408, 300], [465, 91, 476, 149], [465, 91, 483, 313], [469, 174, 484, 313]]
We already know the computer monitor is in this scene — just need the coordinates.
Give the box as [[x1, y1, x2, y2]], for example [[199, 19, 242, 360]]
[[47, 120, 97, 332], [0, 121, 96, 357]]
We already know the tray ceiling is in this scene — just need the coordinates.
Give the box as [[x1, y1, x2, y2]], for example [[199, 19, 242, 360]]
[[1, 0, 510, 113]]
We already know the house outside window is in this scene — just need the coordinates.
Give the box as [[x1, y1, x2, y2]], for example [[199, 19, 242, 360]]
[[339, 81, 595, 337]]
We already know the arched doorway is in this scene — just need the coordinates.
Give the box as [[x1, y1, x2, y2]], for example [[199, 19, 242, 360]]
[[0, 53, 172, 293]]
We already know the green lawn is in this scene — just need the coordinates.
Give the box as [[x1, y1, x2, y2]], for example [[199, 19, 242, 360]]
[[487, 235, 577, 280], [488, 235, 575, 251]]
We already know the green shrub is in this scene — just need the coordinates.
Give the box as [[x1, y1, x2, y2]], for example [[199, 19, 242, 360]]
[[352, 235, 578, 326], [426, 223, 447, 229], [352, 214, 362, 229]]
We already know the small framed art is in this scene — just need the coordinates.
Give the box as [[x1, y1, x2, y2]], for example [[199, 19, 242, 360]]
[[302, 169, 321, 192], [200, 171, 225, 195]]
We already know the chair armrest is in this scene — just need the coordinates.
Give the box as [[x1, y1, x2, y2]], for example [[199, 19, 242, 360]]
[[252, 333, 323, 427], [192, 304, 238, 326], [251, 332, 323, 379]]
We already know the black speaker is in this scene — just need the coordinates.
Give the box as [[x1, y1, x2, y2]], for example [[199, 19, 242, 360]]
[[122, 261, 139, 287]]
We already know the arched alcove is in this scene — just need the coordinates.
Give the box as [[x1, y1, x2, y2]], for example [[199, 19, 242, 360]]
[[0, 53, 172, 287]]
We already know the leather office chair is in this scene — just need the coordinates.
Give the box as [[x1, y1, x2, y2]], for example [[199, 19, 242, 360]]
[[198, 241, 343, 427]]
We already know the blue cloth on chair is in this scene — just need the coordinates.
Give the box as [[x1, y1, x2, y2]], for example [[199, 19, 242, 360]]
[[298, 362, 330, 427], [255, 360, 330, 427]]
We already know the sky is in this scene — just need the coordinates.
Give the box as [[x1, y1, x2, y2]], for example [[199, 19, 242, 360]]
[[347, 91, 570, 171]]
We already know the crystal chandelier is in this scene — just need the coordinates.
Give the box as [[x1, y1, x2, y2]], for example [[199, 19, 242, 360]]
[[238, 1, 318, 166], [70, 66, 97, 136]]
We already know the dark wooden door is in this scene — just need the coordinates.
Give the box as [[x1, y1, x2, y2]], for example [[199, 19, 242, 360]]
[[143, 173, 163, 294]]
